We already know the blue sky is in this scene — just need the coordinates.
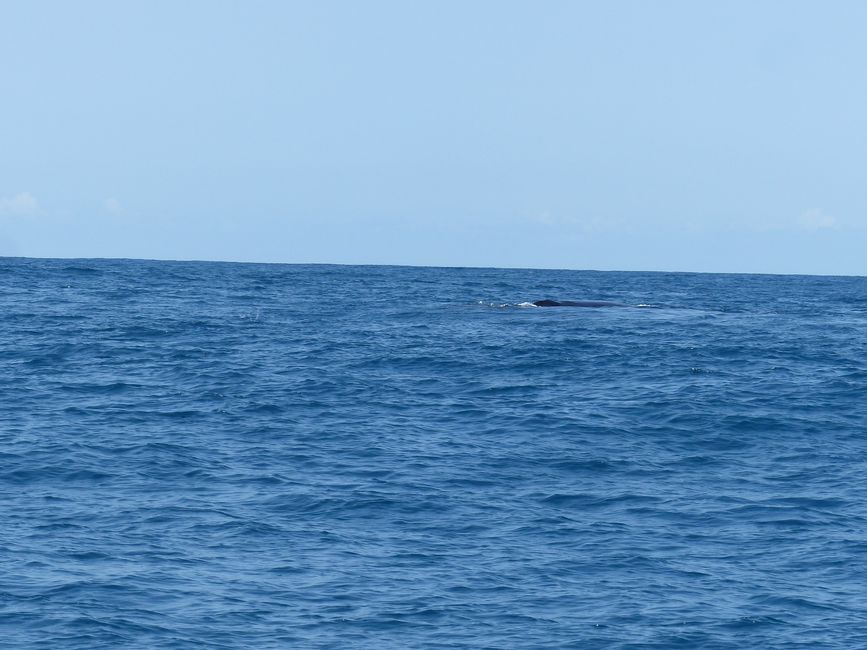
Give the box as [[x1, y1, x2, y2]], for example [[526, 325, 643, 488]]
[[2, 0, 867, 274]]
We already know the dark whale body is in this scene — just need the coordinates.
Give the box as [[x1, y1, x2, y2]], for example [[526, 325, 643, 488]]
[[533, 299, 625, 307]]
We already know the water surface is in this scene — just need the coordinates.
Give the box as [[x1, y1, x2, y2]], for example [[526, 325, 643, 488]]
[[2, 258, 867, 648]]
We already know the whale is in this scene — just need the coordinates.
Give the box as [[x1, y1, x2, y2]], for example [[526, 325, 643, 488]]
[[533, 299, 626, 307]]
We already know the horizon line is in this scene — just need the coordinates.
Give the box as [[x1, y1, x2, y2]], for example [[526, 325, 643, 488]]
[[2, 254, 864, 280]]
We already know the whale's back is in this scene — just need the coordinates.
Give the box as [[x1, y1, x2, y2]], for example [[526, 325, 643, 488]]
[[533, 299, 625, 307]]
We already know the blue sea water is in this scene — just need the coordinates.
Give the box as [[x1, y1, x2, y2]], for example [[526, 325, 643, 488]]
[[3, 257, 867, 649]]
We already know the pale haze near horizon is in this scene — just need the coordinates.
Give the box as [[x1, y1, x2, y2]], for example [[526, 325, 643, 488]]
[[2, 0, 867, 275]]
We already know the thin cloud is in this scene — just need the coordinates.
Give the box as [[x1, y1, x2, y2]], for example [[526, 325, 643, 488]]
[[103, 198, 123, 215], [529, 211, 557, 225], [0, 192, 39, 216], [799, 208, 837, 231]]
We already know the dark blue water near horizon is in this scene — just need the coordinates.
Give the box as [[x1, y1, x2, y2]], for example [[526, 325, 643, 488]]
[[3, 257, 867, 649]]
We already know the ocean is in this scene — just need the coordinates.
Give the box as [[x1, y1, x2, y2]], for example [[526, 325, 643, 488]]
[[3, 257, 867, 649]]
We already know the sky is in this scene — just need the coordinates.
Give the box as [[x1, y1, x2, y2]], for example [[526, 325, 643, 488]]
[[2, 0, 867, 275]]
